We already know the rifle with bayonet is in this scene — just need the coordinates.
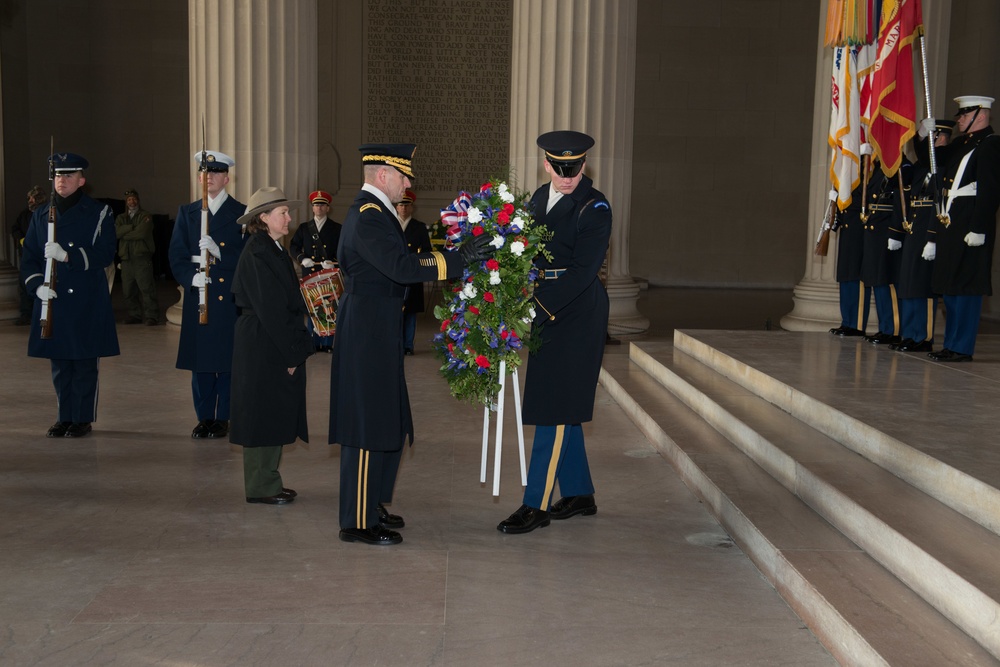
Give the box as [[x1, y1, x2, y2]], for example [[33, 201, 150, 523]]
[[39, 139, 57, 339], [198, 122, 210, 325]]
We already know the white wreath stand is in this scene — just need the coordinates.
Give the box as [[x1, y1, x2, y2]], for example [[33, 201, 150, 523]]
[[480, 360, 527, 496]]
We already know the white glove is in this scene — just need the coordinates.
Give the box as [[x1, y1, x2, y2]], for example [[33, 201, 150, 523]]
[[300, 257, 316, 268], [965, 232, 986, 247], [860, 143, 873, 156], [44, 241, 68, 263], [922, 242, 936, 260], [888, 239, 902, 251], [321, 260, 336, 270], [35, 285, 57, 300], [828, 189, 839, 202], [917, 117, 936, 139], [199, 235, 221, 259], [191, 272, 211, 288]]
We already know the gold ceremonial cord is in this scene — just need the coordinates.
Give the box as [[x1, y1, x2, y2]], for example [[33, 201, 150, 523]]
[[534, 296, 554, 321]]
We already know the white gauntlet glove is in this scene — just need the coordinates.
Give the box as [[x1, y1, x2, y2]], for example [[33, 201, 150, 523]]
[[917, 117, 936, 139], [888, 239, 902, 251], [965, 232, 986, 247], [36, 285, 57, 300], [44, 241, 68, 263], [860, 143, 873, 157], [192, 273, 211, 288], [922, 242, 936, 260], [321, 260, 336, 270], [199, 235, 222, 259], [300, 257, 315, 268]]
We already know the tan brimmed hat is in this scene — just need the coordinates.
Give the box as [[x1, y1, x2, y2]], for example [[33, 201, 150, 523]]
[[237, 187, 302, 226]]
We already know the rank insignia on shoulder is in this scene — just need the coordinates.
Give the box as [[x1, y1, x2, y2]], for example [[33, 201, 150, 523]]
[[593, 201, 610, 210], [359, 203, 382, 213]]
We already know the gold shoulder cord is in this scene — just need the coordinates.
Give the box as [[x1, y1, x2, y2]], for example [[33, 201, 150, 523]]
[[359, 203, 381, 213]]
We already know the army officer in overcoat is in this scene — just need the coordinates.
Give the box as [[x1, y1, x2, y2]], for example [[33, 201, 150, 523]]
[[21, 152, 119, 438], [329, 143, 491, 546], [498, 131, 612, 535], [230, 187, 312, 504]]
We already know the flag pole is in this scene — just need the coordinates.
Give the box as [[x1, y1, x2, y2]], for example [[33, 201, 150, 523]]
[[918, 30, 937, 176]]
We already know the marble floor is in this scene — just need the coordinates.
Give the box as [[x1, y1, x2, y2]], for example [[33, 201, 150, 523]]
[[0, 284, 838, 666]]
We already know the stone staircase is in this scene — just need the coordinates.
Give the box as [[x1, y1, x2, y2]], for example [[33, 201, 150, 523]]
[[600, 330, 1000, 666]]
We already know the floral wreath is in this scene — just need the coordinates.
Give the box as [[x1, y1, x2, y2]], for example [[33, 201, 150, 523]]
[[433, 177, 551, 406]]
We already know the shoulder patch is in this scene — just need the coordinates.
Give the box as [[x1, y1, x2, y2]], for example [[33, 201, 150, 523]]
[[359, 203, 382, 213], [592, 200, 610, 210]]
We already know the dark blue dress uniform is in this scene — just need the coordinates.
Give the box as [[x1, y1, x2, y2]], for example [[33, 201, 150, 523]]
[[329, 144, 471, 542], [930, 103, 1000, 359], [497, 130, 611, 535], [832, 183, 870, 335], [860, 161, 909, 342], [168, 191, 247, 427], [21, 157, 119, 434], [289, 192, 341, 352]]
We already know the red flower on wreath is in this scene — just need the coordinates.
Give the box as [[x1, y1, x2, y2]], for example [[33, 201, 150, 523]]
[[485, 258, 499, 271], [483, 292, 495, 303], [481, 182, 492, 192], [471, 225, 485, 237], [468, 305, 480, 315], [475, 355, 491, 368], [440, 318, 452, 332], [497, 210, 511, 225]]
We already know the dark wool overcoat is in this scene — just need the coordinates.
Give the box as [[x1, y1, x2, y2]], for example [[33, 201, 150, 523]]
[[521, 175, 612, 426], [22, 194, 120, 359], [289, 217, 342, 277], [931, 127, 1000, 296], [229, 232, 313, 447], [329, 189, 464, 452], [169, 195, 246, 372]]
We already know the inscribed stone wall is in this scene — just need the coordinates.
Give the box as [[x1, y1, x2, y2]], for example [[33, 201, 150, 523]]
[[363, 0, 512, 195]]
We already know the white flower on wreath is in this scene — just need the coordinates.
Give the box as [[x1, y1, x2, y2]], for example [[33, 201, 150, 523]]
[[510, 240, 525, 256], [460, 283, 478, 300], [510, 216, 524, 232], [528, 306, 536, 319], [490, 235, 505, 249], [498, 183, 515, 203], [489, 270, 501, 285], [467, 207, 483, 224]]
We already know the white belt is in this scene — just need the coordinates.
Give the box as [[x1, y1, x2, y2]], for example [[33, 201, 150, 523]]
[[947, 182, 977, 198]]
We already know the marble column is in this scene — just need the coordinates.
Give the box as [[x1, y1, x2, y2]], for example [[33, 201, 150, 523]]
[[0, 54, 19, 321], [509, 0, 649, 336], [169, 0, 318, 325], [781, 0, 952, 331]]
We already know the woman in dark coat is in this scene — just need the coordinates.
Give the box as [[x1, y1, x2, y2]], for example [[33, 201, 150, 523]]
[[230, 187, 312, 505]]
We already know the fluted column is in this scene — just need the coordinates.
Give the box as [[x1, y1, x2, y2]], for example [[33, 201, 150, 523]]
[[170, 0, 318, 324], [510, 0, 649, 336], [782, 0, 952, 331]]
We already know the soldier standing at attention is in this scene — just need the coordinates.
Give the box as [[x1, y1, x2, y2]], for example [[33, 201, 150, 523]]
[[498, 131, 612, 534], [168, 151, 246, 439], [21, 152, 119, 438], [116, 188, 160, 325]]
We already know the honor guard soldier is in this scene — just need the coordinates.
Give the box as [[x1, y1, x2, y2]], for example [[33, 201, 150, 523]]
[[329, 143, 491, 546], [289, 189, 341, 352], [860, 148, 909, 346], [396, 188, 432, 354], [891, 119, 954, 352], [829, 178, 871, 337], [21, 152, 119, 438], [928, 95, 1000, 362], [168, 150, 246, 438], [498, 130, 612, 534]]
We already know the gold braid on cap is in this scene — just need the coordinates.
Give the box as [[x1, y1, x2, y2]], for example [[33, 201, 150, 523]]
[[545, 150, 586, 161], [363, 154, 414, 178]]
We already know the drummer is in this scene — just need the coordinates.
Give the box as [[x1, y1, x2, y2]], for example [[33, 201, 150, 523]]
[[290, 190, 342, 352]]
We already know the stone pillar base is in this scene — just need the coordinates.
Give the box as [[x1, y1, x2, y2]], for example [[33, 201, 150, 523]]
[[607, 275, 649, 336], [0, 266, 22, 320], [166, 285, 183, 326]]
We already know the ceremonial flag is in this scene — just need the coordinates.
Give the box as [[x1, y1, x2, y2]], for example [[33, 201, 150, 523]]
[[868, 0, 922, 176], [829, 46, 860, 209]]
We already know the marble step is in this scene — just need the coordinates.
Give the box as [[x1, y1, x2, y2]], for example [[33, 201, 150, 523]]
[[601, 354, 997, 666]]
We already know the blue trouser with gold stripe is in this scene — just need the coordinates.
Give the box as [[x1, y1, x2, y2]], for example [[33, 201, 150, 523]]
[[942, 294, 982, 356], [523, 424, 595, 510], [339, 445, 402, 529], [872, 284, 899, 335], [899, 297, 937, 344], [838, 281, 871, 331]]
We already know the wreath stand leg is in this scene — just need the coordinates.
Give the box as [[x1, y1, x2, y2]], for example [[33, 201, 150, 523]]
[[479, 360, 527, 496]]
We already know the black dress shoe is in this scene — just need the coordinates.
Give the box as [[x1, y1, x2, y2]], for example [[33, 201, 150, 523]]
[[866, 332, 900, 345], [899, 339, 933, 352], [191, 420, 212, 438], [282, 488, 298, 498], [497, 504, 550, 534], [889, 338, 914, 351], [377, 503, 405, 528], [246, 491, 295, 505], [403, 348, 414, 356], [831, 326, 865, 337], [550, 494, 598, 520], [46, 421, 72, 438], [64, 422, 92, 438], [207, 420, 229, 438], [929, 349, 973, 362], [339, 525, 402, 545]]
